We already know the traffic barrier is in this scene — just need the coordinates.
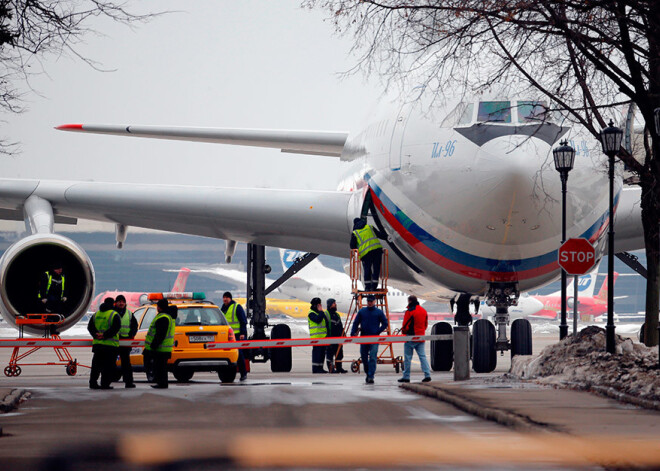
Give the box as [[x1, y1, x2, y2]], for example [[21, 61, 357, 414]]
[[0, 334, 452, 350]]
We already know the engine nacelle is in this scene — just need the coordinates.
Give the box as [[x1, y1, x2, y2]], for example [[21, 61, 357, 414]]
[[0, 233, 95, 335]]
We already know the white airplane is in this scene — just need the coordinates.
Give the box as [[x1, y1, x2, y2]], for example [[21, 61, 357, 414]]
[[0, 88, 645, 372]]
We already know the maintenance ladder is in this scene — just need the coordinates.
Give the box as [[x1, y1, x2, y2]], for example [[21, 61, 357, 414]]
[[341, 249, 403, 373]]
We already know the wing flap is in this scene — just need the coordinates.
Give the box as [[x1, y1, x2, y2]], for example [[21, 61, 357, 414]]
[[56, 124, 348, 157]]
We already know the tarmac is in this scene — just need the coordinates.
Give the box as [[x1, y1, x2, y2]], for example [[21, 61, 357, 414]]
[[0, 333, 659, 470]]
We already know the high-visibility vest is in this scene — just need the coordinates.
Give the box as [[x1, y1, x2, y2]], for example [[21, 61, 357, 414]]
[[308, 309, 328, 338], [38, 272, 65, 299], [145, 312, 175, 353], [353, 225, 382, 259], [119, 309, 134, 339], [224, 302, 242, 334], [92, 309, 119, 348]]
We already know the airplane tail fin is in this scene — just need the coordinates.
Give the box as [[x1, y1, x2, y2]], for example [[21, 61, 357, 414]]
[[596, 272, 619, 302], [171, 267, 191, 292], [278, 248, 327, 276], [549, 263, 600, 297]]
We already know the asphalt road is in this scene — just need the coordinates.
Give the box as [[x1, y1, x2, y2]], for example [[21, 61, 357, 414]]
[[1, 332, 656, 470]]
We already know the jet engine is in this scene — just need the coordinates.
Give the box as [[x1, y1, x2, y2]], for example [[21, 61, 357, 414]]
[[0, 233, 95, 335]]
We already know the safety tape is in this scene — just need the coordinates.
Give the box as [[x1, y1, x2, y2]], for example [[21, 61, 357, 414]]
[[0, 334, 452, 349], [206, 334, 452, 350]]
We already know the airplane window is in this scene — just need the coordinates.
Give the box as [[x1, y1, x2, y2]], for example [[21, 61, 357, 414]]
[[457, 103, 474, 125], [518, 101, 550, 123], [441, 102, 474, 127], [477, 101, 511, 123]]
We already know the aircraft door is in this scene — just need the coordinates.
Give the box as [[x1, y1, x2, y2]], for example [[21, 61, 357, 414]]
[[389, 101, 416, 171]]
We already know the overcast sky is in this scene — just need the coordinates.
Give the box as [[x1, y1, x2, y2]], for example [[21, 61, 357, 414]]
[[2, 1, 383, 191]]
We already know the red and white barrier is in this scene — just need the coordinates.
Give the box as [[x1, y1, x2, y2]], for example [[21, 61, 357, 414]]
[[0, 334, 452, 350]]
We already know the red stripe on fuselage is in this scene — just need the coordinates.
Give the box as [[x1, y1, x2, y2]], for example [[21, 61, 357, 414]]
[[370, 189, 559, 282]]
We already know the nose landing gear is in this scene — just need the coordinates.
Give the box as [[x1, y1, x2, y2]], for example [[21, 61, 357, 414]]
[[471, 282, 532, 373]]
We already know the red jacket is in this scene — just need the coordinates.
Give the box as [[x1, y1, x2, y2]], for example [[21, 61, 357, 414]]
[[402, 304, 428, 336]]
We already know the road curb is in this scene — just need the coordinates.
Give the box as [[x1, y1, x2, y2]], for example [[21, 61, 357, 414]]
[[0, 389, 30, 413], [400, 383, 562, 433]]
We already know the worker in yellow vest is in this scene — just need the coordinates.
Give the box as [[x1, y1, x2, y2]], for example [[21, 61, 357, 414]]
[[87, 297, 121, 389], [38, 262, 67, 315], [222, 291, 249, 381], [143, 299, 175, 389], [350, 218, 386, 291], [308, 297, 331, 373], [115, 295, 137, 388]]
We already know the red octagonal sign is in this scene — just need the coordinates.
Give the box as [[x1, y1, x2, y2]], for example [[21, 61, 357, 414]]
[[558, 238, 596, 275]]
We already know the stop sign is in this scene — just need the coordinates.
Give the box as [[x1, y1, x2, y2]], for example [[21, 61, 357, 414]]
[[558, 238, 596, 275]]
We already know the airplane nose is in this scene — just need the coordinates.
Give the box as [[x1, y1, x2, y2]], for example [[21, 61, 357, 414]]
[[464, 135, 556, 245]]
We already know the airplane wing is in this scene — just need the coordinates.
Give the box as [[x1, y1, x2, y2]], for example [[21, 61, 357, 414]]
[[0, 178, 359, 258], [56, 124, 349, 157]]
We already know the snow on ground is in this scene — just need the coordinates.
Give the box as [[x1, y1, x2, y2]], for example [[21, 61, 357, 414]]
[[510, 325, 660, 403]]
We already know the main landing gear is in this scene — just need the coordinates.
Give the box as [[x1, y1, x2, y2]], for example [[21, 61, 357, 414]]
[[471, 282, 532, 373]]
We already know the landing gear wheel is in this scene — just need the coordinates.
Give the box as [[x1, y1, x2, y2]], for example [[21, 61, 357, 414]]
[[173, 368, 194, 382], [270, 324, 292, 372], [511, 319, 532, 357], [218, 365, 237, 383], [472, 319, 497, 373], [351, 360, 360, 373], [65, 362, 77, 376], [4, 366, 13, 377], [430, 322, 454, 371]]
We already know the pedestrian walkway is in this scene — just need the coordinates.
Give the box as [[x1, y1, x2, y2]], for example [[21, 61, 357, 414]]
[[401, 378, 660, 436]]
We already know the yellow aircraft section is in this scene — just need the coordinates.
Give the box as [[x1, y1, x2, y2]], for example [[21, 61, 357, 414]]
[[234, 298, 310, 319]]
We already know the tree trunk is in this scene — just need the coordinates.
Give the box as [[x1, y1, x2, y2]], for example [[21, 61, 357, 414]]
[[640, 172, 660, 347]]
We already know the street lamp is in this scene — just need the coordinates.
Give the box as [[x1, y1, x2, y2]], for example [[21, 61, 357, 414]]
[[599, 120, 623, 354], [553, 140, 576, 340]]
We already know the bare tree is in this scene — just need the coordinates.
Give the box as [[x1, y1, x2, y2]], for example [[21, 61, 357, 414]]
[[306, 0, 660, 346], [0, 1, 156, 150]]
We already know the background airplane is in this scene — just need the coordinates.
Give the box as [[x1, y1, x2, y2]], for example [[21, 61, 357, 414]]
[[181, 249, 411, 315], [531, 271, 621, 321], [88, 267, 190, 313]]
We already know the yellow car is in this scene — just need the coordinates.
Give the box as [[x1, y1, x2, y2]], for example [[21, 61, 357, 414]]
[[127, 292, 239, 383]]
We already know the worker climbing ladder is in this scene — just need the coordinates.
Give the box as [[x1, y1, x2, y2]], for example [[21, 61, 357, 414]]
[[341, 249, 403, 373]]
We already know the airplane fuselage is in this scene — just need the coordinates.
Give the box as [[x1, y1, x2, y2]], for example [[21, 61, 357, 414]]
[[339, 95, 619, 301]]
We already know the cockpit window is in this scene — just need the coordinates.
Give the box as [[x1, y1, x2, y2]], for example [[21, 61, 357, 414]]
[[518, 101, 549, 123], [477, 101, 511, 123], [442, 102, 475, 127]]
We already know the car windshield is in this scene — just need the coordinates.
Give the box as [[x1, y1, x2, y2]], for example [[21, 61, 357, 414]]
[[176, 307, 228, 326]]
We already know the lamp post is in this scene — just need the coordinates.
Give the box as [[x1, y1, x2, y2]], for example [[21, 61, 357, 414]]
[[655, 108, 660, 365], [553, 140, 576, 340], [599, 121, 623, 354]]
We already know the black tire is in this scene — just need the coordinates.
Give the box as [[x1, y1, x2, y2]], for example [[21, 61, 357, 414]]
[[639, 322, 646, 343], [173, 367, 194, 383], [65, 362, 77, 376], [351, 360, 360, 373], [218, 365, 237, 383], [511, 319, 533, 357], [430, 322, 453, 371], [270, 324, 292, 373], [472, 319, 497, 373], [4, 366, 12, 377]]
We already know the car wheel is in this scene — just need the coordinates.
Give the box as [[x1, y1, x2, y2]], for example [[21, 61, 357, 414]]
[[173, 367, 194, 383], [218, 365, 237, 383]]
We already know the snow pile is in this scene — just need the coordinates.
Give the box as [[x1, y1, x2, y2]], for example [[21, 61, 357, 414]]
[[510, 326, 660, 403]]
